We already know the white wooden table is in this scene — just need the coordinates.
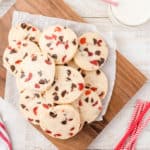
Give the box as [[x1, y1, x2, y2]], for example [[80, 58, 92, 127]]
[[64, 0, 150, 149]]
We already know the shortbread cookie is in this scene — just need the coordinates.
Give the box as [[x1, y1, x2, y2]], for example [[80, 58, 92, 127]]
[[74, 32, 108, 70], [19, 90, 44, 125], [68, 61, 108, 99], [39, 25, 78, 64], [82, 69, 108, 99], [73, 88, 102, 123], [3, 40, 41, 76], [38, 105, 81, 139], [16, 53, 55, 91], [19, 89, 54, 125], [8, 23, 41, 47], [45, 66, 85, 104], [20, 100, 42, 125]]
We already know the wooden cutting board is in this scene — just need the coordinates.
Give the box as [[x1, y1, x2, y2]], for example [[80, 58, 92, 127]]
[[0, 0, 147, 149]]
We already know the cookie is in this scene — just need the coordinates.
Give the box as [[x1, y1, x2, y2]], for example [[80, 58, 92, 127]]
[[74, 32, 108, 70], [19, 89, 44, 125], [68, 61, 108, 99], [16, 53, 55, 91], [20, 100, 42, 125], [3, 40, 41, 76], [73, 88, 102, 123], [39, 25, 78, 64], [82, 69, 108, 99], [8, 23, 41, 47], [45, 66, 85, 104], [38, 105, 81, 139]]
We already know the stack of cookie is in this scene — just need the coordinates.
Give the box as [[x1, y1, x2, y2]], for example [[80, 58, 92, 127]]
[[3, 23, 109, 140]]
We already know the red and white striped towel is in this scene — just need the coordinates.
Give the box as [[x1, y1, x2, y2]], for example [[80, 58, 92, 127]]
[[0, 116, 12, 150]]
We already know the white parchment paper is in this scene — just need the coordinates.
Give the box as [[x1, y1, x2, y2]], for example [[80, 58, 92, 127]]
[[0, 0, 15, 17], [4, 11, 116, 150]]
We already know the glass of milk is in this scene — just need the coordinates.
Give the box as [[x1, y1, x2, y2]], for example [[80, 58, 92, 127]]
[[108, 0, 150, 27]]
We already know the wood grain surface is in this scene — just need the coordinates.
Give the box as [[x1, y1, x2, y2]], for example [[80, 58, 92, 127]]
[[0, 0, 147, 150]]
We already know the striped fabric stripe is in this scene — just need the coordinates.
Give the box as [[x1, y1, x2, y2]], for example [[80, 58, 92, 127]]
[[0, 117, 12, 150]]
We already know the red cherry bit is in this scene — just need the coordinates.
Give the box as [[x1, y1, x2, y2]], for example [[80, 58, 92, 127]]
[[32, 27, 37, 31], [91, 87, 97, 92], [45, 59, 52, 65], [42, 104, 50, 109], [92, 101, 98, 107], [80, 37, 86, 44], [54, 26, 62, 32], [45, 130, 52, 134], [33, 107, 38, 115], [78, 83, 84, 91], [62, 55, 67, 62], [35, 84, 40, 88], [54, 133, 62, 137], [15, 60, 22, 64], [24, 73, 32, 82], [28, 118, 33, 122], [85, 90, 91, 95], [78, 100, 83, 106], [90, 60, 98, 66], [17, 41, 22, 45]]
